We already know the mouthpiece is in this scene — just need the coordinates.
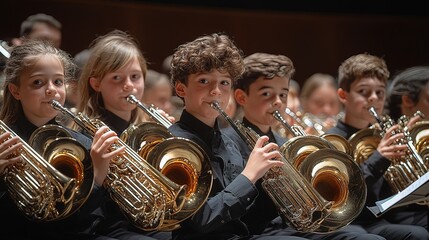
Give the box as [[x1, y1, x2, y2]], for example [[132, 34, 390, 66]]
[[49, 100, 62, 110], [210, 101, 220, 110], [126, 95, 138, 104], [368, 107, 381, 124]]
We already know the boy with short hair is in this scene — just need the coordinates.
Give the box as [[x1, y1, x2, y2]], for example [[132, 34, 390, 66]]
[[327, 53, 428, 239], [169, 33, 310, 240], [226, 52, 386, 240]]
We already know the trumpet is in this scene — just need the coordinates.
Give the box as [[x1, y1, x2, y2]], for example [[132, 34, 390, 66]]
[[124, 95, 213, 231], [50, 100, 187, 230], [211, 101, 333, 232]]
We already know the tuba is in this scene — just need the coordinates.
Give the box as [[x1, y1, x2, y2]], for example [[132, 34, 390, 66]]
[[50, 100, 187, 230], [124, 95, 213, 230], [1, 121, 92, 221], [212, 101, 333, 233], [272, 110, 366, 232]]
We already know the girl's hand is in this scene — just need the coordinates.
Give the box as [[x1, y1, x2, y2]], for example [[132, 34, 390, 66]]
[[90, 126, 125, 186], [242, 136, 284, 184], [0, 132, 22, 174]]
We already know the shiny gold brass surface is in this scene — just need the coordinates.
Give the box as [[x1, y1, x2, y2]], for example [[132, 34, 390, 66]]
[[213, 102, 334, 233], [409, 121, 429, 163], [300, 148, 366, 232], [126, 95, 213, 231], [360, 107, 429, 195], [1, 121, 91, 221], [50, 100, 187, 231], [348, 128, 382, 165], [272, 110, 367, 232]]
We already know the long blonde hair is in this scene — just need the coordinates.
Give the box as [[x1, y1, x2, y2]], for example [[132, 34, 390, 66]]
[[77, 30, 147, 124]]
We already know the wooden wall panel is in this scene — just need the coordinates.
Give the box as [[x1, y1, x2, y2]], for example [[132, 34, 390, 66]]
[[2, 0, 429, 84]]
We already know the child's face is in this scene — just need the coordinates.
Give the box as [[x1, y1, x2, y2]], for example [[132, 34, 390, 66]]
[[90, 57, 144, 120], [237, 76, 289, 128], [9, 54, 66, 126], [175, 70, 232, 126], [340, 77, 386, 123], [144, 81, 173, 114], [304, 84, 340, 117]]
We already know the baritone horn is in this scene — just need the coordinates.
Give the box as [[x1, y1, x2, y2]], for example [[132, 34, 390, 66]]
[[272, 110, 366, 232], [124, 95, 213, 230], [1, 121, 93, 221], [50, 100, 187, 231], [211, 101, 333, 233]]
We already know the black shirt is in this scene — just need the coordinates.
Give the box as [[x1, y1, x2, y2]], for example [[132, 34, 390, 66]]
[[170, 110, 259, 240], [223, 117, 287, 234]]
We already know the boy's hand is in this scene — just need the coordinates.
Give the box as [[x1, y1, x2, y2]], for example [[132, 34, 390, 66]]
[[242, 136, 284, 184], [377, 124, 407, 160]]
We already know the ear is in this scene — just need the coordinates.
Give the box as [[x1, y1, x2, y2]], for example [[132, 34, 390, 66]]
[[175, 82, 186, 98], [8, 83, 21, 100], [337, 88, 347, 104], [401, 95, 415, 108], [234, 89, 247, 106], [89, 77, 101, 92]]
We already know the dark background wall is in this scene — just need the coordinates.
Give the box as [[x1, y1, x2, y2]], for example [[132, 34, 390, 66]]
[[2, 0, 429, 85]]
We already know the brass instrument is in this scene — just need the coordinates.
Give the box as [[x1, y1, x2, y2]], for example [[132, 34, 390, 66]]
[[211, 101, 333, 233], [285, 108, 343, 136], [1, 121, 92, 221], [367, 107, 428, 193], [49, 100, 187, 230], [409, 120, 429, 164], [124, 95, 213, 230], [272, 110, 366, 232], [126, 95, 172, 128], [285, 108, 324, 135]]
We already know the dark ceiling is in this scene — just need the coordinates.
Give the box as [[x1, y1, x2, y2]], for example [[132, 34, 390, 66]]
[[126, 0, 427, 16]]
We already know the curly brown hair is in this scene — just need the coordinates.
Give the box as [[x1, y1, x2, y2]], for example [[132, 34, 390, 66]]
[[170, 33, 244, 88]]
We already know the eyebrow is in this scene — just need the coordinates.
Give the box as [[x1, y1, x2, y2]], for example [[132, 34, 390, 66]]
[[258, 86, 289, 91]]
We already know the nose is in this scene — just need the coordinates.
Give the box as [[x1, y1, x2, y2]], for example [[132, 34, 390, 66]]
[[272, 95, 282, 108], [123, 77, 133, 91], [368, 90, 379, 103], [210, 83, 221, 96], [45, 82, 57, 96]]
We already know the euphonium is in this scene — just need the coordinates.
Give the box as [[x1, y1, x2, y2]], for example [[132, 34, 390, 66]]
[[1, 121, 92, 221], [50, 100, 187, 230], [211, 101, 333, 233], [272, 110, 366, 232], [367, 107, 428, 194], [123, 95, 213, 230]]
